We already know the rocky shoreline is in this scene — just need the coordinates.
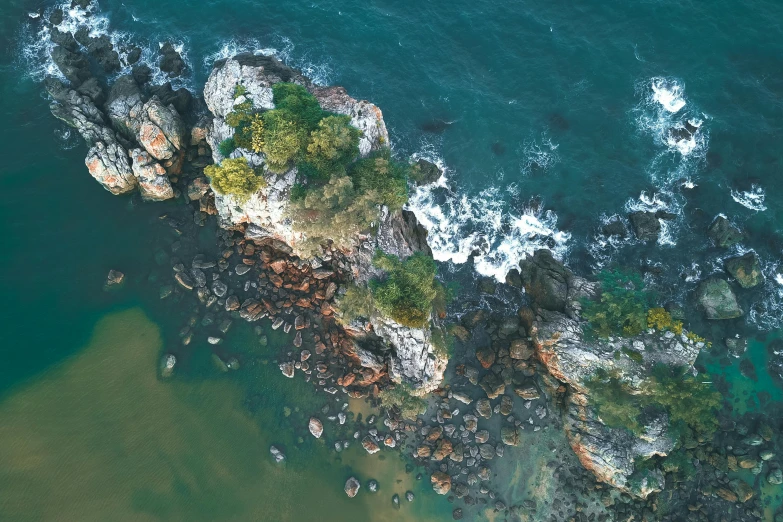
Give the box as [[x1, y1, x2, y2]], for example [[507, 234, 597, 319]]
[[35, 3, 783, 521]]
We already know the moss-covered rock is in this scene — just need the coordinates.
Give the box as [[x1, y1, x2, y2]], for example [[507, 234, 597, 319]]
[[725, 252, 763, 288]]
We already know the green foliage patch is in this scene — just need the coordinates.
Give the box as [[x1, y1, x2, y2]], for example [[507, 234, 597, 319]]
[[348, 150, 409, 211], [582, 270, 651, 338], [218, 137, 237, 157], [586, 366, 722, 438], [204, 157, 265, 202], [370, 252, 438, 328]]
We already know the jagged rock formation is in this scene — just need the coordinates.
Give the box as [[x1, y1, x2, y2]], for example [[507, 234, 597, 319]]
[[43, 17, 445, 393], [519, 250, 703, 498]]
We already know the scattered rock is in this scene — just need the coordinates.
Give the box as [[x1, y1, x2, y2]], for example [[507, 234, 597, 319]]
[[344, 477, 360, 498], [105, 269, 125, 289], [628, 211, 661, 241], [269, 445, 285, 463], [308, 417, 324, 438], [431, 471, 451, 495]]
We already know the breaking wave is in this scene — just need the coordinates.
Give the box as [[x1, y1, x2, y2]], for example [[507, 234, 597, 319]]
[[731, 184, 767, 212], [406, 148, 569, 282]]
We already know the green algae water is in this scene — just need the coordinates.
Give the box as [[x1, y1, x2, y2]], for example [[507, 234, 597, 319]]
[[2, 0, 783, 520]]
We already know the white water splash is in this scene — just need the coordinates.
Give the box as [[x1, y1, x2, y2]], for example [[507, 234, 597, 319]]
[[731, 184, 767, 212], [17, 0, 193, 89], [406, 149, 569, 282]]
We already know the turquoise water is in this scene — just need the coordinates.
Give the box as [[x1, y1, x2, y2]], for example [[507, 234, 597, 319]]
[[1, 0, 783, 519]]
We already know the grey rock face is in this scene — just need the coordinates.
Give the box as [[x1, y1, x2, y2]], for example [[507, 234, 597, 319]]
[[518, 249, 597, 316], [46, 77, 138, 195], [130, 149, 174, 201], [526, 251, 704, 498], [628, 211, 661, 241], [695, 278, 743, 320]]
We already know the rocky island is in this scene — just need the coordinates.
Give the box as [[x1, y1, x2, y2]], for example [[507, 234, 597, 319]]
[[35, 4, 781, 522]]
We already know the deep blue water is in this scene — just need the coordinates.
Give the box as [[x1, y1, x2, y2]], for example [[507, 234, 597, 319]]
[[0, 0, 782, 518]]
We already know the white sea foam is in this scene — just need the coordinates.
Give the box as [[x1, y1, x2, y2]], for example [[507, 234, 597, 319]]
[[17, 0, 193, 89], [731, 184, 767, 212], [748, 258, 783, 330], [651, 78, 686, 113], [406, 148, 569, 282]]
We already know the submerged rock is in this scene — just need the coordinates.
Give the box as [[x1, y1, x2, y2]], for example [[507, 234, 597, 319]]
[[159, 353, 176, 378], [269, 445, 286, 463], [695, 278, 743, 320]]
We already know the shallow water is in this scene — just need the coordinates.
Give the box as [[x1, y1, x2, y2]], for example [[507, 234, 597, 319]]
[[0, 308, 452, 521]]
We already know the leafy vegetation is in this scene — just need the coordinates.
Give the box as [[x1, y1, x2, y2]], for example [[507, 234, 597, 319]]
[[582, 270, 651, 338], [221, 82, 419, 255], [586, 366, 723, 438], [378, 384, 428, 420], [370, 252, 438, 328], [348, 150, 409, 211], [304, 115, 361, 179], [430, 325, 455, 359], [218, 137, 237, 157], [204, 157, 265, 202], [335, 284, 375, 323], [287, 176, 379, 257]]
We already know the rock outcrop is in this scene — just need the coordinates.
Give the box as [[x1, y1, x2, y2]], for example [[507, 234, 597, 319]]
[[201, 54, 444, 393], [519, 250, 703, 498]]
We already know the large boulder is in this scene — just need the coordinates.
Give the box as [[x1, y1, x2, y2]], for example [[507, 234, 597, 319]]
[[628, 211, 660, 242], [526, 252, 705, 498], [708, 216, 743, 248], [695, 278, 743, 320], [725, 252, 763, 289], [518, 249, 597, 315], [130, 149, 174, 201], [85, 142, 137, 195]]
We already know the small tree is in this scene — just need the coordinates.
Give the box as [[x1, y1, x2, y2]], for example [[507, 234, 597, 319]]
[[349, 150, 409, 210], [305, 115, 361, 179], [204, 157, 265, 202], [582, 270, 651, 338], [261, 111, 307, 173], [371, 252, 438, 328]]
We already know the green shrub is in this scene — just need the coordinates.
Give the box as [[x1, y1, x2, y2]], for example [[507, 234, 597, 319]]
[[378, 384, 427, 420], [582, 270, 651, 338], [271, 82, 327, 131], [586, 365, 722, 438], [370, 252, 438, 328], [348, 150, 409, 210], [218, 137, 237, 157], [305, 115, 361, 179], [335, 284, 375, 324], [261, 110, 308, 173], [233, 84, 247, 99], [204, 157, 265, 202], [287, 175, 378, 256], [430, 325, 455, 359]]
